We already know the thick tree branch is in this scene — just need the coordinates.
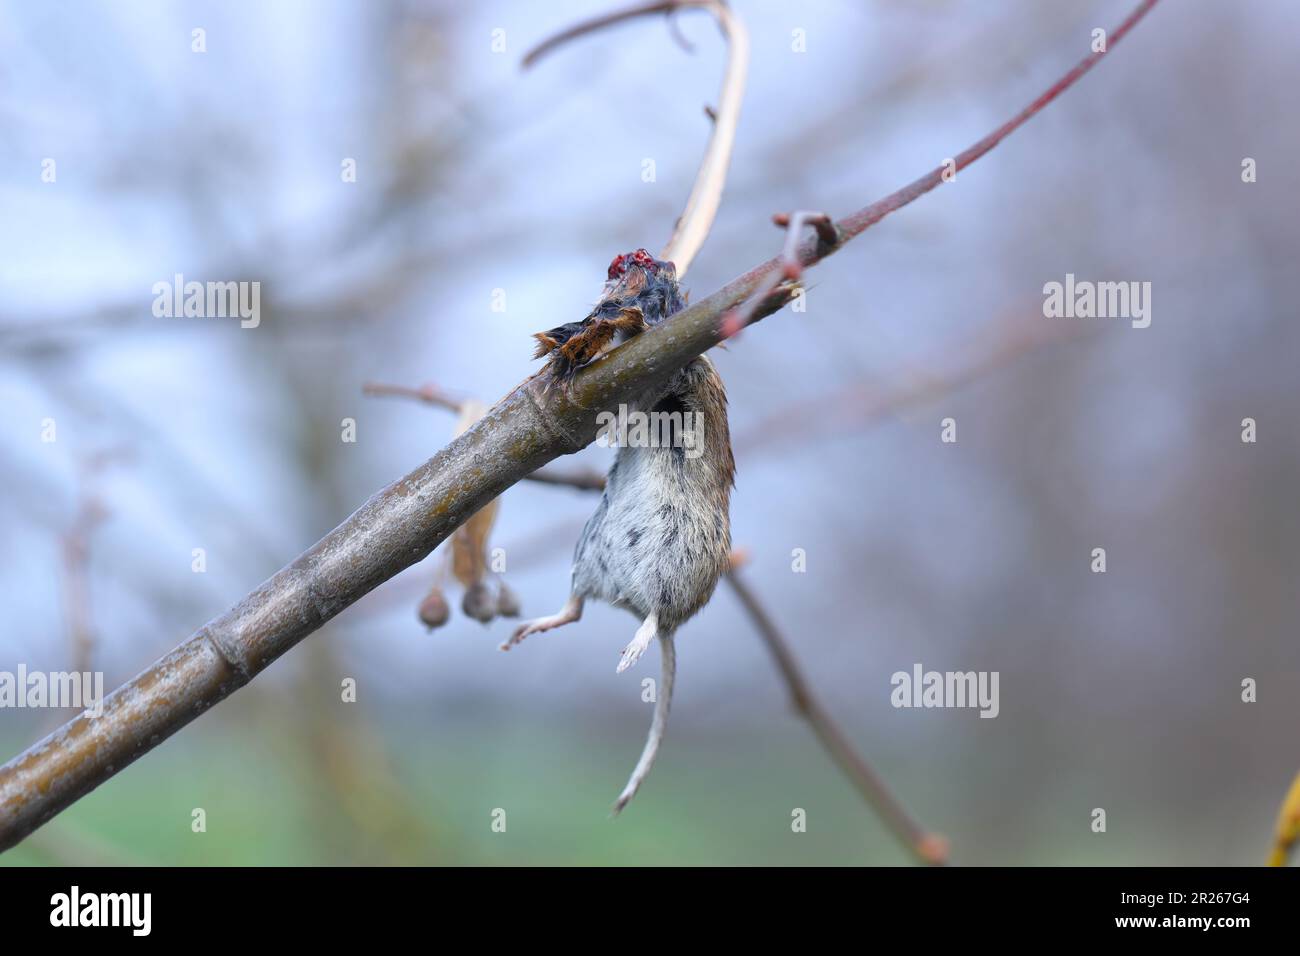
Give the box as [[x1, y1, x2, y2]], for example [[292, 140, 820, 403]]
[[0, 0, 1160, 852]]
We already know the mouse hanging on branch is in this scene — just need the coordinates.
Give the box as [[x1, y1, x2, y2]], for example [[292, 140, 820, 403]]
[[503, 249, 735, 813], [503, 0, 752, 813]]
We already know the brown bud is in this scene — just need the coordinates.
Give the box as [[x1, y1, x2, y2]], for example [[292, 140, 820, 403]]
[[461, 581, 496, 623], [495, 581, 521, 618], [418, 587, 450, 629]]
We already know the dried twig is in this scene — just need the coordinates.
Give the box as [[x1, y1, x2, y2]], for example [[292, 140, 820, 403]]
[[61, 498, 107, 678], [721, 210, 838, 339], [724, 560, 948, 865], [721, 0, 1162, 338], [0, 0, 1161, 851], [521, 466, 610, 492], [735, 312, 1092, 455], [364, 381, 609, 492], [361, 380, 463, 413], [60, 448, 130, 677], [524, 0, 749, 278]]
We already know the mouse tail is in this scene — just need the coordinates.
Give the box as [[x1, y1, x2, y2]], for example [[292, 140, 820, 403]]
[[612, 631, 675, 816]]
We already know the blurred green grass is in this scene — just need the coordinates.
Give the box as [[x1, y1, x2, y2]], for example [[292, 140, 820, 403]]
[[0, 719, 920, 866], [0, 707, 1272, 866]]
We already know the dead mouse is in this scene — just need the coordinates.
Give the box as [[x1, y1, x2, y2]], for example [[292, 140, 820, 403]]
[[502, 249, 734, 813]]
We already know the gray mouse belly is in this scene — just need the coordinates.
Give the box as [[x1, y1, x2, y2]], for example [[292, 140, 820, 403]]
[[572, 442, 730, 631]]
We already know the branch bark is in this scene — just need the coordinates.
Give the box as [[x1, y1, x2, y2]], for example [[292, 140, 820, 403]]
[[0, 0, 1160, 852]]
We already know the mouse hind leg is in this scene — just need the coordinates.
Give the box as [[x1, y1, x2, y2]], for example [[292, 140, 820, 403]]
[[500, 593, 584, 651], [616, 612, 658, 673]]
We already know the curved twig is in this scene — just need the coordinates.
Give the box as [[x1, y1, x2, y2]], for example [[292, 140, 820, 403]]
[[363, 381, 611, 493], [361, 380, 463, 413], [724, 563, 948, 865], [735, 312, 1092, 455], [523, 0, 749, 279], [720, 210, 838, 339]]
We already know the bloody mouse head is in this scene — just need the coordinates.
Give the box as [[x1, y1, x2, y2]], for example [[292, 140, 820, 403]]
[[606, 248, 662, 281], [602, 249, 682, 324], [532, 248, 686, 384]]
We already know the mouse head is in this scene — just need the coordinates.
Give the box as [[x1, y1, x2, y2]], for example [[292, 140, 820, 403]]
[[531, 248, 686, 382], [602, 249, 682, 324], [607, 248, 662, 279]]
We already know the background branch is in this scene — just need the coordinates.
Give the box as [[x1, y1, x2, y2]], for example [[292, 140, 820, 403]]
[[723, 563, 948, 865], [735, 311, 1090, 455], [361, 380, 464, 413]]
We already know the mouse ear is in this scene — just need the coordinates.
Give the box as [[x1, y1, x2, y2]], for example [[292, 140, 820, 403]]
[[610, 306, 646, 333], [539, 306, 649, 382], [532, 332, 560, 358], [531, 320, 586, 359], [557, 321, 617, 367]]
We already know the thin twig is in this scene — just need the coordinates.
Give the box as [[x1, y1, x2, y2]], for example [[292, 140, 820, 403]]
[[361, 380, 463, 413], [0, 0, 1161, 851], [723, 0, 1163, 337], [60, 448, 130, 677], [665, 8, 696, 55], [524, 0, 749, 279], [721, 210, 838, 339], [61, 499, 105, 678], [365, 381, 607, 492], [735, 312, 1094, 455], [522, 466, 609, 492], [723, 562, 948, 865]]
